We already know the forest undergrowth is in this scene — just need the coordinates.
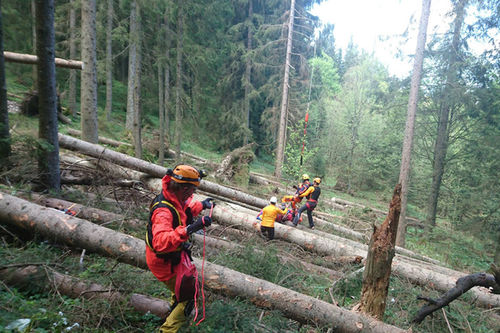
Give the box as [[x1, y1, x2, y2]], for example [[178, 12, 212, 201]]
[[1, 132, 498, 333], [1, 77, 498, 332]]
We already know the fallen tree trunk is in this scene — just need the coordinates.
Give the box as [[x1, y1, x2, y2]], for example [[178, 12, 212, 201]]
[[58, 134, 269, 208], [66, 128, 132, 147], [0, 265, 171, 318], [413, 272, 500, 324], [192, 231, 343, 280], [23, 192, 343, 281], [28, 193, 141, 228], [138, 179, 483, 293], [3, 51, 83, 70], [0, 193, 405, 332], [54, 148, 493, 304], [60, 146, 438, 265], [330, 197, 422, 227]]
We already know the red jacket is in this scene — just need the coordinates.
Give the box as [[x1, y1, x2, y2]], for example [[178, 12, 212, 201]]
[[146, 175, 203, 281]]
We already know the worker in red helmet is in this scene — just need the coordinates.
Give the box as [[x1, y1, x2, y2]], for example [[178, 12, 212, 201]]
[[292, 177, 321, 229], [146, 164, 215, 333]]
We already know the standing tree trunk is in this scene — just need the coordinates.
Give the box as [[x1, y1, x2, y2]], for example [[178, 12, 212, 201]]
[[424, 0, 466, 230], [133, 5, 142, 159], [164, 65, 170, 144], [495, 230, 500, 267], [360, 184, 401, 319], [274, 0, 295, 179], [31, 0, 37, 88], [126, 0, 138, 131], [164, 17, 170, 150], [243, 0, 253, 146], [395, 0, 432, 247], [0, 0, 10, 159], [174, 0, 183, 160], [80, 0, 98, 143], [68, 0, 77, 116], [105, 0, 113, 121], [36, 0, 60, 191], [158, 62, 165, 165]]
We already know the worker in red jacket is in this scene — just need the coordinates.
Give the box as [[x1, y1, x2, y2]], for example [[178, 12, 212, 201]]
[[292, 177, 321, 229], [281, 174, 311, 213], [146, 164, 214, 333]]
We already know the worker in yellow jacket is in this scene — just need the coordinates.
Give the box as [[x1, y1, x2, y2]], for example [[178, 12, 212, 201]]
[[260, 196, 287, 240]]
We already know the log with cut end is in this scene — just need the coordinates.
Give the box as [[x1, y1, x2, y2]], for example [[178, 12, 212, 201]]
[[0, 192, 406, 332]]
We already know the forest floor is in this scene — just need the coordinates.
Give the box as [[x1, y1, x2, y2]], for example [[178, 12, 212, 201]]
[[1, 86, 499, 332]]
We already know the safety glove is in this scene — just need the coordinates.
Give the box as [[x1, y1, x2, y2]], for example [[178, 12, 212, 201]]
[[201, 197, 216, 210], [186, 216, 212, 234]]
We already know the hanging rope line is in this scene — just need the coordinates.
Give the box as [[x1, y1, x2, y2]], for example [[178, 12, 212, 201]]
[[300, 43, 316, 166]]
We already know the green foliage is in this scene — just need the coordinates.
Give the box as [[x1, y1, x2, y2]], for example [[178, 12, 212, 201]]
[[283, 121, 318, 180]]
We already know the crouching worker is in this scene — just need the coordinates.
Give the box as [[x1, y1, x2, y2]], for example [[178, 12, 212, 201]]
[[293, 177, 321, 229], [281, 174, 311, 212], [146, 164, 214, 333], [260, 196, 287, 240]]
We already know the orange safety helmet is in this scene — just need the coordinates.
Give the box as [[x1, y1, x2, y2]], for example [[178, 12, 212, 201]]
[[313, 177, 321, 184], [167, 164, 202, 186], [302, 174, 310, 181]]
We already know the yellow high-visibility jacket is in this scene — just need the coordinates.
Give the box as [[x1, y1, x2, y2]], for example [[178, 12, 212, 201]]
[[261, 204, 287, 228]]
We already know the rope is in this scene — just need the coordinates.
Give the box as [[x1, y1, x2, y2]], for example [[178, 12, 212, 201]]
[[300, 43, 316, 166], [193, 204, 213, 325]]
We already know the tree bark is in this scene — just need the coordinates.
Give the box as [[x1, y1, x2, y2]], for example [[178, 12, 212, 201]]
[[36, 0, 60, 192], [126, 0, 138, 131], [495, 231, 500, 267], [274, 0, 295, 179], [3, 51, 83, 70], [56, 134, 445, 266], [163, 9, 170, 152], [0, 193, 405, 333], [412, 272, 500, 324], [0, 265, 171, 319], [0, 2, 10, 159], [28, 193, 141, 228], [68, 0, 77, 116], [66, 128, 131, 147], [31, 0, 37, 87], [360, 184, 401, 319], [243, 0, 253, 145], [396, 0, 431, 248], [80, 0, 98, 143], [174, 0, 183, 160], [58, 133, 269, 208], [158, 61, 165, 165], [132, 2, 142, 159], [424, 0, 466, 230], [105, 0, 113, 121]]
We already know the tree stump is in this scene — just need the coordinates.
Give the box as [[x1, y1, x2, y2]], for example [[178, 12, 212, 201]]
[[215, 143, 255, 186], [359, 184, 401, 320]]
